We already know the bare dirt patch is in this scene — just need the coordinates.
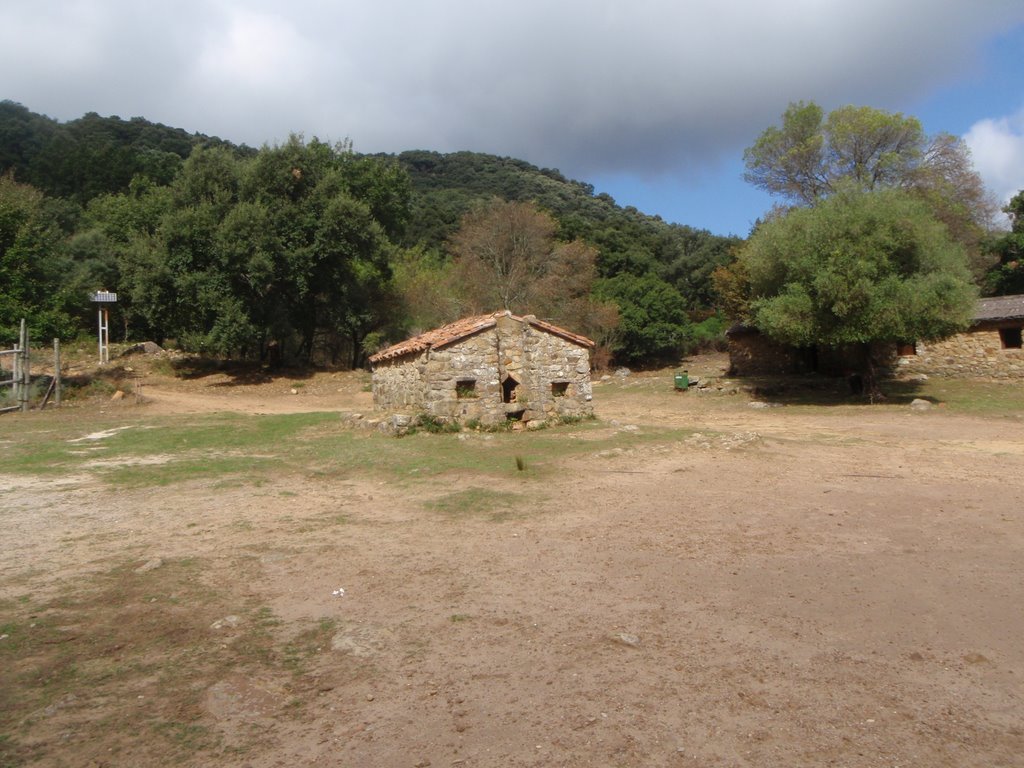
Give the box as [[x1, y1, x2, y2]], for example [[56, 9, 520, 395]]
[[2, 354, 1023, 767]]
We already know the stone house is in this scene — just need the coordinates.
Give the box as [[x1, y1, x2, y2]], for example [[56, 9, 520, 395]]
[[896, 294, 1024, 379], [369, 311, 595, 425], [726, 294, 1024, 380], [725, 324, 814, 376]]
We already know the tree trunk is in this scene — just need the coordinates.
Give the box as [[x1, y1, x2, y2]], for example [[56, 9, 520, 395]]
[[862, 342, 885, 403], [349, 327, 364, 370]]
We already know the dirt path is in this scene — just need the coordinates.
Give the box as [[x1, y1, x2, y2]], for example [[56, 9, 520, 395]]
[[137, 367, 375, 415], [3, 358, 1023, 767]]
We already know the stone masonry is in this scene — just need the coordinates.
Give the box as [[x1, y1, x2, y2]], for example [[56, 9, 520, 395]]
[[896, 323, 1024, 379], [728, 295, 1024, 381], [370, 311, 594, 426]]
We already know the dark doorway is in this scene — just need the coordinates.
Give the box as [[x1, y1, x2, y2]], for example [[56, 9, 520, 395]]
[[1000, 327, 1023, 349], [897, 342, 917, 357], [502, 375, 519, 404]]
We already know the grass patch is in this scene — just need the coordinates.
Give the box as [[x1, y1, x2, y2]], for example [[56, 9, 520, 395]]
[[0, 558, 350, 767], [425, 487, 529, 520], [0, 557, 225, 766], [770, 376, 1024, 414], [903, 378, 1024, 414], [281, 618, 337, 673], [0, 408, 698, 490], [150, 721, 221, 754]]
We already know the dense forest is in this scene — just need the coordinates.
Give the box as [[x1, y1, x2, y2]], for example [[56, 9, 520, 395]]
[[2, 101, 1017, 369], [0, 101, 742, 367]]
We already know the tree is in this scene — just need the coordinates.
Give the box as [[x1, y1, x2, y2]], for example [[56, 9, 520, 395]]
[[745, 102, 914, 202], [743, 102, 996, 266], [449, 199, 560, 312], [982, 190, 1024, 296], [738, 187, 977, 395], [534, 238, 620, 356], [594, 273, 690, 363], [0, 173, 76, 339], [76, 136, 411, 365], [446, 199, 618, 352]]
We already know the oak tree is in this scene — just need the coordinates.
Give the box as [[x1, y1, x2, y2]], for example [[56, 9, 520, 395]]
[[738, 186, 977, 395], [743, 102, 996, 267]]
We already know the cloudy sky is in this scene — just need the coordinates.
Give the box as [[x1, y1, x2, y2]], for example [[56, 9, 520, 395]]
[[2, 0, 1023, 235]]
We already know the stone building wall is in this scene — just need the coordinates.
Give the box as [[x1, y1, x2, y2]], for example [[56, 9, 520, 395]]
[[371, 318, 593, 425], [727, 332, 802, 375], [371, 351, 427, 409], [729, 325, 1024, 380], [421, 330, 503, 423], [896, 323, 1024, 379], [515, 318, 593, 422]]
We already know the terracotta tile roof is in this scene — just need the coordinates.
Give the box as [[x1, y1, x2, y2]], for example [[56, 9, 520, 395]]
[[974, 294, 1024, 323], [526, 316, 596, 349], [369, 311, 594, 364], [369, 313, 499, 363]]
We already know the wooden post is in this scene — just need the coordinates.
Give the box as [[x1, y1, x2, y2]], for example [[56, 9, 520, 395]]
[[11, 338, 20, 411], [19, 318, 29, 412], [54, 338, 61, 407]]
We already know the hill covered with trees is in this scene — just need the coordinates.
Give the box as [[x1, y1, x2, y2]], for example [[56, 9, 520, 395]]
[[0, 102, 740, 366]]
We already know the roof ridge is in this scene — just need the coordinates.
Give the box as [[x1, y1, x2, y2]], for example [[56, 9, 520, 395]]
[[369, 311, 594, 364]]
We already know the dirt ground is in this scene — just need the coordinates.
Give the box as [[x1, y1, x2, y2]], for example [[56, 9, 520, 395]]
[[3, 353, 1024, 767]]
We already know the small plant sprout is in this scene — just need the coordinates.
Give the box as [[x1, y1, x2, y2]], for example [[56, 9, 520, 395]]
[[515, 455, 526, 472]]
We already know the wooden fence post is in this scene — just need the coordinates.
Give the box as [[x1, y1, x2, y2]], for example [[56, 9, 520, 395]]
[[19, 319, 29, 413], [54, 338, 62, 407]]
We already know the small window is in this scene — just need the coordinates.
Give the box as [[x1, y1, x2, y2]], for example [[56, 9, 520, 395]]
[[455, 379, 477, 398], [502, 375, 519, 404], [897, 342, 916, 357], [551, 382, 569, 397], [999, 327, 1023, 349]]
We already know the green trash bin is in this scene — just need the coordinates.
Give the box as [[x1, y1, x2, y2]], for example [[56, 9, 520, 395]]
[[674, 371, 689, 391]]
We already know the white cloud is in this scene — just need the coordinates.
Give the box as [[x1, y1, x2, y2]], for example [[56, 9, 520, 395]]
[[965, 106, 1024, 217], [2, 0, 1023, 180]]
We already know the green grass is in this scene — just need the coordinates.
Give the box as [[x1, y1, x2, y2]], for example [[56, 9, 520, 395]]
[[425, 487, 529, 520], [765, 377, 1024, 414], [600, 369, 1024, 414], [281, 617, 337, 673], [0, 554, 359, 766], [907, 378, 1024, 414], [0, 409, 695, 489], [150, 721, 221, 755]]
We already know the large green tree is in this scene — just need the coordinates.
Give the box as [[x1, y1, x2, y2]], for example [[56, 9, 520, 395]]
[[78, 137, 410, 366], [739, 187, 977, 393], [983, 190, 1024, 296], [0, 173, 77, 340], [743, 102, 995, 270], [744, 103, 922, 204], [594, 273, 691, 363]]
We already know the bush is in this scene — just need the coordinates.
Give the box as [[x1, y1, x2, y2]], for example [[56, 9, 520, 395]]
[[685, 315, 728, 354]]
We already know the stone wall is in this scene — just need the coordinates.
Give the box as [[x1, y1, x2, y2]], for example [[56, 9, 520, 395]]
[[728, 325, 1024, 380], [371, 318, 593, 425], [895, 323, 1024, 379], [421, 330, 503, 423], [727, 332, 803, 375], [371, 351, 427, 409], [514, 317, 593, 422]]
